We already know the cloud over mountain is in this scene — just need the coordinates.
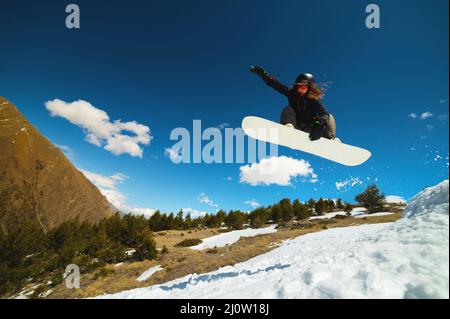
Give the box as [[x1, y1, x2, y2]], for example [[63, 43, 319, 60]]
[[80, 168, 155, 217], [46, 99, 152, 157]]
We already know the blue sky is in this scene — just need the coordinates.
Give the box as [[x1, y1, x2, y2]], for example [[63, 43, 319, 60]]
[[0, 0, 448, 215]]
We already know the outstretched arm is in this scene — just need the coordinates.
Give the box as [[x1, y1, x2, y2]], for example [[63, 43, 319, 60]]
[[250, 65, 290, 96]]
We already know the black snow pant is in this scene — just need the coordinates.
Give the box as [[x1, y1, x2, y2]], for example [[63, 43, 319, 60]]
[[280, 106, 336, 139]]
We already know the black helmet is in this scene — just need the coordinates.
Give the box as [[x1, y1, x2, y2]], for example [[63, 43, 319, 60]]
[[294, 73, 315, 85]]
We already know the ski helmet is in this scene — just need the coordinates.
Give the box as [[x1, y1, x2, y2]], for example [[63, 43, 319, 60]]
[[294, 73, 315, 85]]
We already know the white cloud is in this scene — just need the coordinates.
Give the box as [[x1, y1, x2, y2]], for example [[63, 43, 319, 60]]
[[45, 99, 152, 157], [79, 169, 128, 189], [181, 208, 209, 218], [197, 193, 219, 208], [420, 112, 433, 120], [385, 195, 407, 204], [55, 144, 75, 158], [408, 113, 418, 119], [79, 168, 155, 217], [239, 156, 316, 186], [125, 207, 156, 218], [426, 125, 434, 130], [99, 188, 127, 210], [245, 199, 260, 208]]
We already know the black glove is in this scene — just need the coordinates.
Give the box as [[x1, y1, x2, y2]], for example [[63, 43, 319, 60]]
[[250, 65, 267, 78], [309, 119, 324, 141]]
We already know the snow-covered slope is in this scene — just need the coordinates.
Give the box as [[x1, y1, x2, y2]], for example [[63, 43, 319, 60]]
[[309, 207, 393, 220], [403, 180, 449, 218], [191, 225, 278, 250], [96, 180, 449, 299]]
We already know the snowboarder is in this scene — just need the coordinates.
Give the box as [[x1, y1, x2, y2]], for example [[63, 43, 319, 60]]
[[250, 65, 336, 141]]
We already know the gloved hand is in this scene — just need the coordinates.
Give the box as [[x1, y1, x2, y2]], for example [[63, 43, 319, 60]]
[[309, 119, 323, 141], [250, 65, 267, 78]]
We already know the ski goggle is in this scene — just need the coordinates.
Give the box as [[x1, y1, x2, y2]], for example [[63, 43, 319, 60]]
[[295, 84, 308, 89]]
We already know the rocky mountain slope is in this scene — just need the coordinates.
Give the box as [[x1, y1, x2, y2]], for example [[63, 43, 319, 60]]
[[0, 96, 114, 233]]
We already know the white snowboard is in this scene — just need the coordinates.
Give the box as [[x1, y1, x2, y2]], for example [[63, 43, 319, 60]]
[[242, 116, 371, 166]]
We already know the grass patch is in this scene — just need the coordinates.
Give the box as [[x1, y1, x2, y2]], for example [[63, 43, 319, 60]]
[[93, 267, 116, 280], [174, 238, 202, 248]]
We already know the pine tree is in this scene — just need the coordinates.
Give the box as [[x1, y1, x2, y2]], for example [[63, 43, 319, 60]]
[[174, 210, 184, 230], [249, 208, 269, 227], [336, 198, 344, 209], [315, 198, 326, 216], [134, 228, 157, 261], [216, 210, 227, 226], [344, 203, 353, 215], [149, 210, 163, 231], [327, 199, 335, 212], [225, 211, 246, 230], [355, 184, 386, 213], [307, 198, 316, 210], [167, 213, 175, 229], [270, 205, 282, 222], [184, 212, 192, 229], [293, 199, 310, 220], [205, 214, 219, 228], [279, 198, 294, 222]]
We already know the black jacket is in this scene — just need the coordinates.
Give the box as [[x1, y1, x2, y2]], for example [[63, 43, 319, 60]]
[[259, 73, 329, 129]]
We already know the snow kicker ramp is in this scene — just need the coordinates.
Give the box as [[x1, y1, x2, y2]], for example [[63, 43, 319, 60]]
[[97, 180, 449, 299]]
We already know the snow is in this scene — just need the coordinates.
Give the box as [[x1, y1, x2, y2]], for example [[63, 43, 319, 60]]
[[39, 289, 53, 298], [136, 265, 163, 282], [96, 180, 449, 299], [309, 207, 394, 220], [309, 207, 393, 220], [125, 249, 136, 256], [13, 284, 41, 299], [403, 180, 449, 218], [190, 225, 278, 250]]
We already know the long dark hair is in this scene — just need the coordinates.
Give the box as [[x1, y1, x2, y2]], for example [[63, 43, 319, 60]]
[[307, 82, 323, 101]]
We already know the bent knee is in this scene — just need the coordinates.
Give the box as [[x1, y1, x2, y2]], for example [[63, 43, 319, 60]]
[[280, 106, 296, 125], [327, 114, 336, 139]]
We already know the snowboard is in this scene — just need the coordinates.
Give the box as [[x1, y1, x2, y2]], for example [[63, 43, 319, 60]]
[[241, 116, 371, 166]]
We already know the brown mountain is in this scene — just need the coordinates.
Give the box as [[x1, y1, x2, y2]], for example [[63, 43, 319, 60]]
[[0, 96, 114, 233]]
